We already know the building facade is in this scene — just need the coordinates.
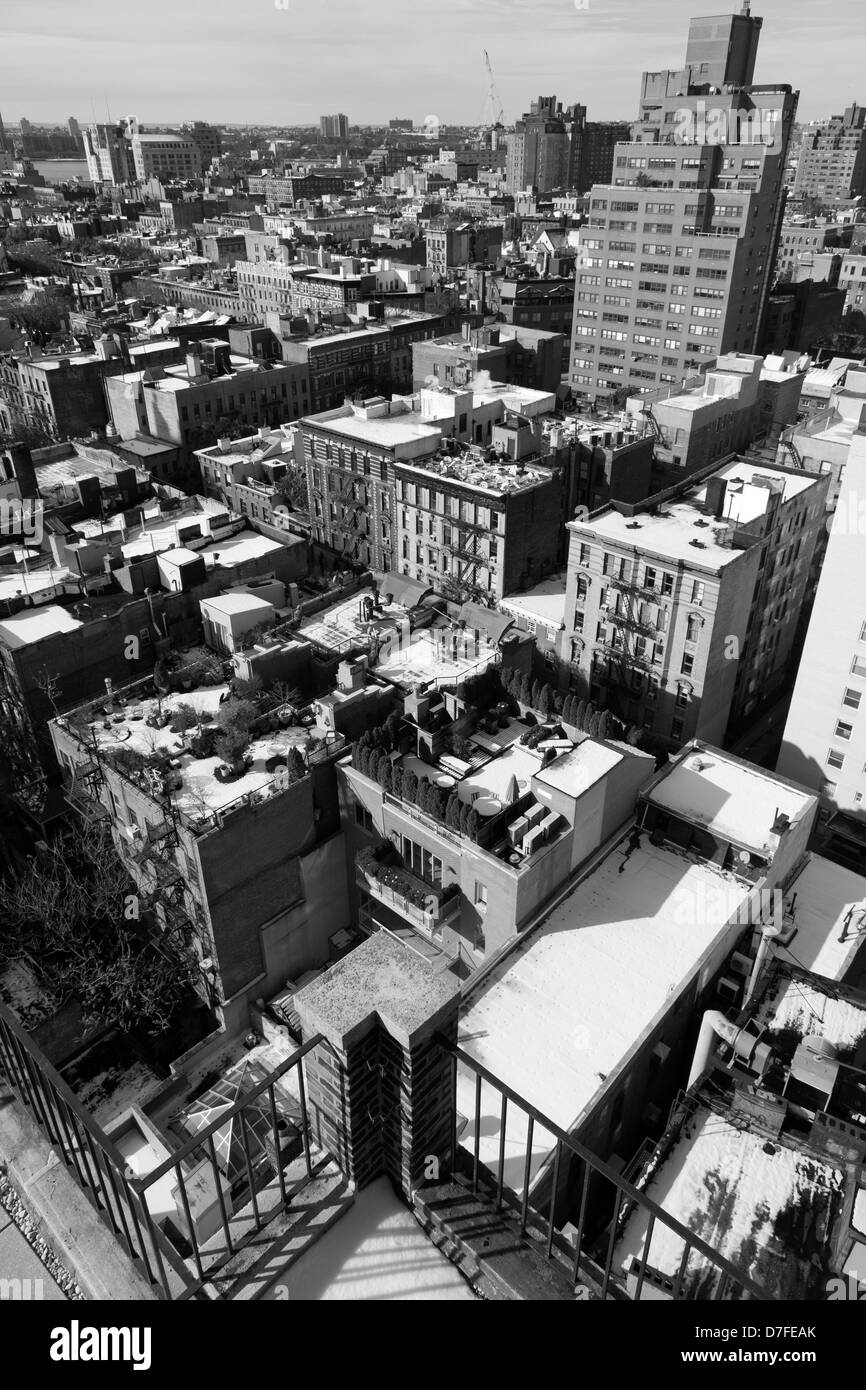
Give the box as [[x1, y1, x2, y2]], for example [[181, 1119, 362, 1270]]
[[561, 457, 827, 745]]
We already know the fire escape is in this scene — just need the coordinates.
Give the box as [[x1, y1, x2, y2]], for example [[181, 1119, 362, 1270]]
[[329, 471, 371, 564], [595, 570, 660, 712]]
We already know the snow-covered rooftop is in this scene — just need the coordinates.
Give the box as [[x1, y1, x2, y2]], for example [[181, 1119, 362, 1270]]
[[456, 839, 752, 1190], [645, 748, 814, 856], [615, 1103, 844, 1299], [500, 575, 567, 632], [0, 604, 82, 648], [776, 853, 866, 982]]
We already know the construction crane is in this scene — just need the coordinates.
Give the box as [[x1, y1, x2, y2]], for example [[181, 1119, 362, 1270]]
[[480, 50, 505, 132]]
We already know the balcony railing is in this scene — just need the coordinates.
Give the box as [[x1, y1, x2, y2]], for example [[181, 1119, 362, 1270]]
[[358, 860, 462, 932], [441, 1038, 775, 1303], [606, 609, 657, 639], [0, 999, 335, 1301]]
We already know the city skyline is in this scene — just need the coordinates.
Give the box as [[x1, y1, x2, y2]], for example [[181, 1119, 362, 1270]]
[[4, 0, 864, 128]]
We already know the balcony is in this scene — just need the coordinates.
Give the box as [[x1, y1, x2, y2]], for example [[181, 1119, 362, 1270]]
[[356, 848, 461, 933]]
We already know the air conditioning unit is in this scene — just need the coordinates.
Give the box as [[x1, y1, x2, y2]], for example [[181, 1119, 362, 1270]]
[[717, 975, 741, 1007], [729, 950, 752, 979]]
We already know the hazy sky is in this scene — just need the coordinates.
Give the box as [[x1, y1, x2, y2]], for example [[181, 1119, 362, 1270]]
[[3, 0, 863, 128]]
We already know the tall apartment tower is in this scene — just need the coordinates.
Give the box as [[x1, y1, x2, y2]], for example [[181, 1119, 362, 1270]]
[[570, 7, 797, 404], [320, 113, 349, 142], [777, 432, 866, 824], [505, 96, 585, 195], [793, 104, 866, 203]]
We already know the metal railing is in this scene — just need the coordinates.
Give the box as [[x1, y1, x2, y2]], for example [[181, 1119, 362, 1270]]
[[441, 1039, 774, 1303], [0, 1000, 331, 1301]]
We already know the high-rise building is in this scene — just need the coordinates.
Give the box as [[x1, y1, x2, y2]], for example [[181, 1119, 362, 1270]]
[[578, 121, 631, 193], [505, 96, 585, 195], [560, 455, 827, 745], [777, 431, 866, 826], [570, 7, 797, 404], [67, 116, 80, 140], [793, 104, 866, 203], [83, 121, 137, 184], [320, 113, 349, 142]]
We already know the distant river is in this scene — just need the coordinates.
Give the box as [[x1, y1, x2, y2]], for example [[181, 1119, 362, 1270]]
[[33, 159, 91, 184]]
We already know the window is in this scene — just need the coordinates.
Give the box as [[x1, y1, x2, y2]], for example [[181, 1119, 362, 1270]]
[[644, 566, 657, 590], [686, 615, 701, 644], [681, 653, 694, 676], [835, 721, 853, 741], [852, 657, 866, 678], [661, 573, 673, 597], [474, 883, 488, 915], [354, 802, 374, 833], [827, 750, 846, 770], [843, 688, 862, 710], [671, 716, 685, 741], [691, 580, 705, 604]]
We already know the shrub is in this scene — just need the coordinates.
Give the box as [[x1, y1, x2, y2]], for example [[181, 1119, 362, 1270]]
[[189, 727, 217, 759], [169, 703, 199, 735], [402, 769, 418, 804], [286, 746, 307, 783], [538, 684, 552, 718], [575, 700, 588, 730]]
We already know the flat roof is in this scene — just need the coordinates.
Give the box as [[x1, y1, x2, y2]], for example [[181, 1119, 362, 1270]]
[[754, 969, 866, 1053], [311, 411, 441, 450], [614, 1102, 844, 1300], [201, 592, 274, 617], [0, 604, 82, 648], [535, 738, 623, 797], [690, 458, 817, 517], [646, 748, 814, 856], [776, 853, 866, 982], [456, 840, 752, 1188], [200, 532, 292, 566], [500, 574, 567, 631]]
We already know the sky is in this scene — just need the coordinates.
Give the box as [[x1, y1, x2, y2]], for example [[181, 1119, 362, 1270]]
[[2, 0, 863, 129]]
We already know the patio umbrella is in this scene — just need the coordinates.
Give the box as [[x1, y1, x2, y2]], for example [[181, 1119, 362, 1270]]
[[505, 774, 520, 805]]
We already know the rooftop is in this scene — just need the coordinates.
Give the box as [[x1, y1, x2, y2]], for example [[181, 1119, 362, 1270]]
[[775, 853, 866, 982], [58, 678, 345, 831], [644, 747, 814, 858], [573, 461, 819, 569], [456, 839, 753, 1190], [499, 574, 567, 632], [614, 1100, 844, 1300], [0, 603, 82, 649]]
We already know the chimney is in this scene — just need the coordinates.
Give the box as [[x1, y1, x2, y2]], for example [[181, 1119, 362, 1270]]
[[705, 476, 727, 519]]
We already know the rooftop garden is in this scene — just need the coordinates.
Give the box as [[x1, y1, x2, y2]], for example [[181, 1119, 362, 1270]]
[[58, 652, 342, 829]]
